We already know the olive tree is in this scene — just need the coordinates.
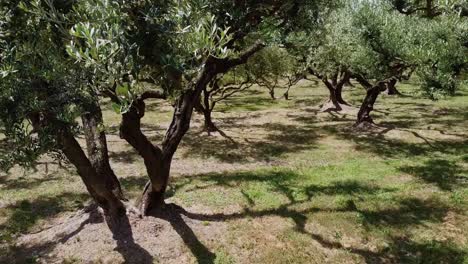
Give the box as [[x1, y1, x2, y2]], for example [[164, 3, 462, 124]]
[[246, 46, 302, 100], [307, 0, 467, 125], [0, 0, 322, 217], [195, 66, 254, 133]]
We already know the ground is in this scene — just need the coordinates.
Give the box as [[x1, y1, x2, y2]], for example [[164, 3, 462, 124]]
[[0, 79, 467, 263]]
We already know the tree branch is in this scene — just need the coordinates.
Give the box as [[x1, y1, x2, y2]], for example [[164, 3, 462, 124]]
[[139, 90, 166, 101], [215, 41, 266, 74]]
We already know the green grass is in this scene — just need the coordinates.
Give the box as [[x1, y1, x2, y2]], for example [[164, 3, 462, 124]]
[[1, 78, 467, 263]]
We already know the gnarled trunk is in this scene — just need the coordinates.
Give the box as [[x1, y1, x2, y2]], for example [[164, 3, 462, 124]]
[[335, 82, 348, 105], [314, 70, 351, 112], [356, 82, 387, 125], [119, 100, 168, 214], [203, 108, 218, 133], [200, 88, 218, 133], [324, 84, 342, 111], [59, 128, 126, 217], [82, 101, 124, 201], [386, 78, 401, 95]]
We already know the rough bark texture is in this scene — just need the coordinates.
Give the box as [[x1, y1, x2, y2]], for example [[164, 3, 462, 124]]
[[323, 81, 342, 111], [29, 81, 126, 218], [203, 108, 218, 133], [58, 129, 126, 216], [200, 85, 219, 133], [82, 101, 125, 201], [119, 100, 167, 213], [335, 80, 348, 105]]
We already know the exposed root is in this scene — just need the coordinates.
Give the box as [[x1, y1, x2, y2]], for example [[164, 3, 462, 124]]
[[319, 100, 356, 114], [352, 120, 380, 131]]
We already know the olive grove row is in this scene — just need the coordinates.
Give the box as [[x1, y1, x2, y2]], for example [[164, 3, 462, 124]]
[[0, 0, 466, 221]]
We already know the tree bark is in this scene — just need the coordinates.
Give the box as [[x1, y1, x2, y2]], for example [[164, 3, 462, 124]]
[[200, 87, 218, 133], [29, 112, 126, 217], [203, 108, 218, 133], [356, 82, 387, 126], [81, 101, 125, 201], [119, 100, 168, 214], [320, 71, 350, 111], [426, 0, 434, 18], [335, 81, 348, 105], [269, 88, 276, 100], [385, 78, 401, 95], [323, 81, 342, 111], [59, 129, 126, 216]]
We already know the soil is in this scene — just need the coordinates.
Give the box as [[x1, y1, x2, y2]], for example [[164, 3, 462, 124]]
[[14, 204, 228, 264]]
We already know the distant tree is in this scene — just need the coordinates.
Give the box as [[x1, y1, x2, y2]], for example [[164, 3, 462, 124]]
[[195, 45, 305, 133], [307, 1, 467, 125], [245, 46, 301, 100], [195, 68, 254, 133]]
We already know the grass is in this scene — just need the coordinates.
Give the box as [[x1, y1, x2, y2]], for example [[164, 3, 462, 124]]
[[1, 78, 467, 263]]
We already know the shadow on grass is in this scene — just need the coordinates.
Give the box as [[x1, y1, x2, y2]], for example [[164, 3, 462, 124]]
[[310, 233, 467, 264], [4, 207, 154, 264], [180, 122, 321, 163], [319, 124, 468, 191], [109, 148, 140, 164], [0, 192, 89, 243], [217, 96, 279, 113], [399, 159, 467, 191], [166, 167, 464, 263], [0, 192, 89, 263], [0, 174, 62, 191]]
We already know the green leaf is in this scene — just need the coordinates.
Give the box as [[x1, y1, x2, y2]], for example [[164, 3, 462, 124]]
[[111, 103, 121, 114], [116, 83, 129, 97]]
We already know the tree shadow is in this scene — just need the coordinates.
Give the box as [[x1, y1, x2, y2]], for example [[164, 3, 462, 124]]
[[164, 166, 463, 262], [105, 215, 154, 264], [310, 233, 467, 264], [0, 173, 62, 190], [180, 122, 321, 163], [175, 194, 457, 263], [109, 148, 140, 164], [217, 96, 278, 113], [399, 159, 467, 191], [172, 192, 458, 262], [0, 192, 88, 263], [357, 197, 450, 228], [149, 205, 216, 264], [0, 192, 89, 243]]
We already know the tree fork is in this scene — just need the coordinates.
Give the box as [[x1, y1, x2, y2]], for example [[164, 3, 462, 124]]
[[118, 42, 265, 215], [354, 76, 391, 126]]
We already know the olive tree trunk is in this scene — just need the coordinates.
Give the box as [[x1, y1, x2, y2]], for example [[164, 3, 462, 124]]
[[59, 128, 126, 216], [385, 78, 401, 95], [319, 71, 351, 111], [82, 101, 125, 201], [354, 76, 390, 126]]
